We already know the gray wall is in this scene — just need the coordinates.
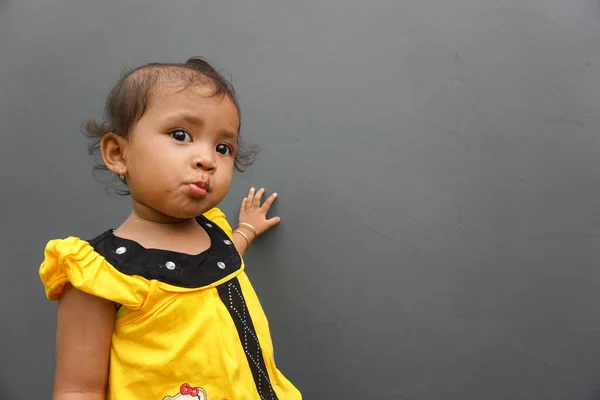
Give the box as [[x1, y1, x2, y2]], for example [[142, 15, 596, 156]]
[[2, 1, 600, 399]]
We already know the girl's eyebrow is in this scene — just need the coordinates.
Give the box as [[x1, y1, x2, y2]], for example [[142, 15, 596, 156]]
[[162, 111, 204, 127], [218, 130, 238, 141]]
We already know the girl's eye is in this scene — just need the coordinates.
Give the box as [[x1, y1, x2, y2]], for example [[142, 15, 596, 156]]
[[216, 144, 232, 155], [170, 130, 192, 142]]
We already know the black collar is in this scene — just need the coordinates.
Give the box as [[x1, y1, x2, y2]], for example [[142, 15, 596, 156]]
[[87, 215, 242, 288]]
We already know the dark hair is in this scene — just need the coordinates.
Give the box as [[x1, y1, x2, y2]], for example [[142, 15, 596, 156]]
[[84, 57, 259, 193]]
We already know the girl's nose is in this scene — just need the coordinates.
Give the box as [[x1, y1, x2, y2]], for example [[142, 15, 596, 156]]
[[193, 152, 216, 171]]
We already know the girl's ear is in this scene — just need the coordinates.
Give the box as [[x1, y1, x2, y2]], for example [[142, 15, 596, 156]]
[[100, 133, 129, 176]]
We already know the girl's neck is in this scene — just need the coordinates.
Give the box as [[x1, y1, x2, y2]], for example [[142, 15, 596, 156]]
[[122, 211, 197, 230], [113, 208, 211, 255], [115, 200, 201, 239]]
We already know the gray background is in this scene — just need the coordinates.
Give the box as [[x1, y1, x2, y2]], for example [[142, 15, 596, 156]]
[[2, 0, 600, 399]]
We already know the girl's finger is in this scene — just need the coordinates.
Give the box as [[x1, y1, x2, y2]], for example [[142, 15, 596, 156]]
[[241, 197, 247, 211], [267, 216, 281, 227], [260, 193, 278, 211], [247, 187, 255, 208], [254, 188, 265, 208]]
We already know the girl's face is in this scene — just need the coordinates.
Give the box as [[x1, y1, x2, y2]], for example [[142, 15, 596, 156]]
[[116, 83, 240, 222]]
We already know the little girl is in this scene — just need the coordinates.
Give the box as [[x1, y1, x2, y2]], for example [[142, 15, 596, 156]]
[[39, 57, 301, 400]]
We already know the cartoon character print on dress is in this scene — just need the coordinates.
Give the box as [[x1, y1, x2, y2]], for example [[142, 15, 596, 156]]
[[162, 383, 208, 400]]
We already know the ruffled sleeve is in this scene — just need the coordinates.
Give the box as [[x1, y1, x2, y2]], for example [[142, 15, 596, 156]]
[[39, 236, 149, 310], [203, 207, 234, 237]]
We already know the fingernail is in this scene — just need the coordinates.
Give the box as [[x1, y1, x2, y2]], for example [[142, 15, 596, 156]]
[[273, 193, 278, 197]]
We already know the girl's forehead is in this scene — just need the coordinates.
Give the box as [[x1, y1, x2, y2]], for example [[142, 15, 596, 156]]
[[151, 81, 219, 103], [149, 84, 236, 113], [142, 84, 240, 128]]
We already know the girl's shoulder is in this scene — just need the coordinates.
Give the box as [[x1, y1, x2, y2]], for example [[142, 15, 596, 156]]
[[39, 232, 150, 308], [202, 207, 233, 236]]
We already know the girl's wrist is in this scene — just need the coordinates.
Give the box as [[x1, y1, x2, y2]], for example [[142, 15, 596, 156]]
[[234, 224, 258, 247], [238, 222, 258, 237], [233, 229, 252, 247]]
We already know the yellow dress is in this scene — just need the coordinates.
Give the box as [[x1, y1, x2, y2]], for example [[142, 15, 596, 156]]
[[39, 208, 301, 400]]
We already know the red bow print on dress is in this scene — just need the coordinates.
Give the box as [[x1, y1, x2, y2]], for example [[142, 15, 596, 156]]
[[180, 383, 200, 397]]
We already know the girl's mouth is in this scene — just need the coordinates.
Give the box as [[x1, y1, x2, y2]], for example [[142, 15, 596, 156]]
[[189, 182, 208, 198]]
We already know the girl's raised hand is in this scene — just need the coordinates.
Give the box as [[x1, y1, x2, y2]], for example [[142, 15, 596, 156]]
[[238, 187, 280, 238]]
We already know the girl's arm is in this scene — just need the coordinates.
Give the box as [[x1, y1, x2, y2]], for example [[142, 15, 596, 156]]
[[233, 187, 280, 256], [53, 284, 115, 400]]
